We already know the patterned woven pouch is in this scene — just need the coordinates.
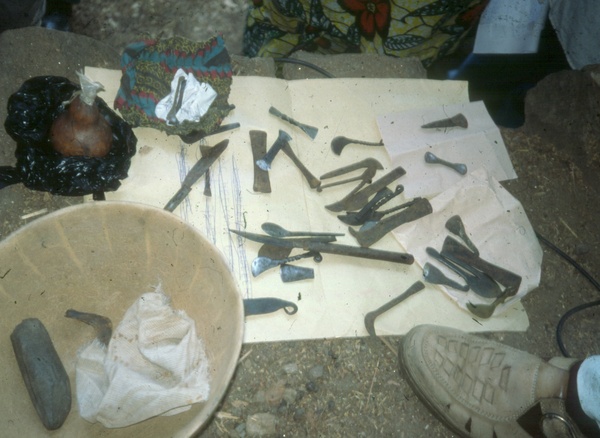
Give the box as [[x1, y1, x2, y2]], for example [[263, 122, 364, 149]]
[[114, 35, 234, 142]]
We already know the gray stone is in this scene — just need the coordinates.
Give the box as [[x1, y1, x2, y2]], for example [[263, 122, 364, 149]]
[[231, 55, 276, 78], [293, 407, 305, 421], [308, 364, 324, 379], [282, 362, 299, 374], [253, 389, 266, 404], [246, 412, 278, 437], [282, 388, 297, 404], [282, 52, 427, 80]]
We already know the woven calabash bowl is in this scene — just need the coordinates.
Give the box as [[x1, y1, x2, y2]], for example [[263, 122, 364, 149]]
[[0, 201, 243, 437]]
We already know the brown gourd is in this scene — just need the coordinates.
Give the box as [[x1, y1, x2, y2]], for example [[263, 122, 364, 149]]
[[50, 71, 113, 157]]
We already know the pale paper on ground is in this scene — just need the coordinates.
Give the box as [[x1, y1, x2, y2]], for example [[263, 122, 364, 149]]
[[379, 102, 540, 315], [392, 169, 542, 315], [378, 100, 517, 198], [85, 67, 529, 343]]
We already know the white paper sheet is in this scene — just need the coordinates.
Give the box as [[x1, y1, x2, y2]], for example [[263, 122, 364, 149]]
[[392, 169, 542, 315], [377, 101, 517, 198], [85, 68, 529, 343]]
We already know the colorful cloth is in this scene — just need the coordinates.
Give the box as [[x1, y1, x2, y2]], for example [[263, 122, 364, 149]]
[[115, 35, 234, 139], [244, 0, 488, 67]]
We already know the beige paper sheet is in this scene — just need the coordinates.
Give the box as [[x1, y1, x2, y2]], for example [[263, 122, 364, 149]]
[[392, 169, 542, 315], [85, 67, 529, 343], [378, 101, 517, 198]]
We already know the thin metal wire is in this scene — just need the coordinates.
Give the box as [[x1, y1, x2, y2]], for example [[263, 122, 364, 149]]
[[536, 231, 600, 358], [274, 57, 336, 78]]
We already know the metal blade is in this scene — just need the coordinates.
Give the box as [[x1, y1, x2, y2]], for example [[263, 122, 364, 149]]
[[349, 198, 432, 247], [421, 113, 468, 129], [325, 166, 406, 212], [250, 130, 271, 193], [281, 142, 321, 189], [230, 229, 414, 264], [280, 264, 315, 282], [164, 139, 229, 212], [269, 106, 318, 140]]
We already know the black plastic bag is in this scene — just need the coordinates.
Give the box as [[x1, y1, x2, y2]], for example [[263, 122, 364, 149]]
[[2, 76, 137, 196]]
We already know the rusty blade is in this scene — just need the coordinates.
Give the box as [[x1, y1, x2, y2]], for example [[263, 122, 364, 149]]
[[421, 113, 468, 129], [364, 281, 425, 338], [281, 143, 321, 189], [325, 166, 406, 212], [230, 229, 414, 264], [200, 145, 213, 196], [331, 136, 384, 156], [318, 158, 383, 192], [269, 106, 318, 139], [250, 130, 271, 193], [256, 129, 292, 171], [164, 139, 229, 212], [349, 197, 433, 247], [258, 244, 293, 260], [320, 158, 383, 180]]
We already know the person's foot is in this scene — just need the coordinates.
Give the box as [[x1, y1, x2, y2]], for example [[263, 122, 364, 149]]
[[399, 324, 586, 437]]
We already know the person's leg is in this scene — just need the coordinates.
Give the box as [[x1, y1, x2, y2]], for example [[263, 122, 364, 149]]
[[568, 356, 600, 433], [399, 324, 597, 437]]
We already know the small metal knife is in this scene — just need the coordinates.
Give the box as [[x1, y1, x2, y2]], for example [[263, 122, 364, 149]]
[[164, 139, 229, 212]]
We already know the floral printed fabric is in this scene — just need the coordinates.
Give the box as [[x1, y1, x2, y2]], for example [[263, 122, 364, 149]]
[[244, 0, 488, 67]]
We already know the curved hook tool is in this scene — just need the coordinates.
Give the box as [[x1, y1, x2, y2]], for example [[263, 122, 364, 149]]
[[244, 298, 299, 316]]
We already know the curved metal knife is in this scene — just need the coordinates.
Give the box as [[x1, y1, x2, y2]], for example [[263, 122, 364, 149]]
[[164, 139, 229, 212]]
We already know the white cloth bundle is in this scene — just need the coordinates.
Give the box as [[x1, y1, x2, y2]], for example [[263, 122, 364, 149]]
[[155, 68, 217, 125], [74, 287, 210, 428]]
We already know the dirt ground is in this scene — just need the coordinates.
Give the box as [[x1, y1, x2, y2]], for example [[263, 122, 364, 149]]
[[0, 1, 598, 436]]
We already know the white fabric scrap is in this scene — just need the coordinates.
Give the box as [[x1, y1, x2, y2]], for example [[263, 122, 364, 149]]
[[473, 0, 549, 54], [74, 287, 211, 428], [155, 68, 217, 125]]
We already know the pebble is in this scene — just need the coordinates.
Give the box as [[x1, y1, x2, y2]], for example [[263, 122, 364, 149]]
[[283, 387, 297, 404], [265, 381, 286, 406], [246, 413, 278, 437], [254, 389, 266, 403], [277, 399, 288, 414], [308, 364, 324, 379], [235, 422, 246, 436], [293, 407, 306, 421], [283, 362, 299, 374], [305, 380, 318, 392]]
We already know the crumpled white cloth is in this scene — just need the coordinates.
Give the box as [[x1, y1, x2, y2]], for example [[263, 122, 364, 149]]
[[74, 287, 211, 428], [155, 68, 217, 125]]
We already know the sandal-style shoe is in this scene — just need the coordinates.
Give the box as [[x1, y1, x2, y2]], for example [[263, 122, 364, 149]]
[[399, 325, 585, 437]]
